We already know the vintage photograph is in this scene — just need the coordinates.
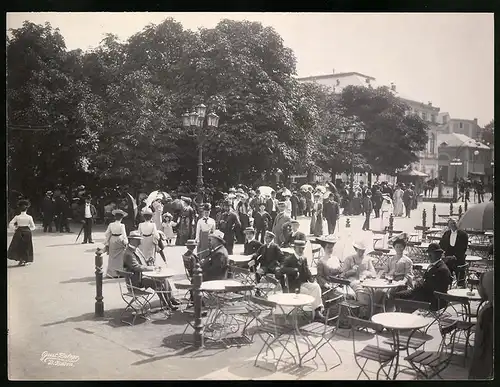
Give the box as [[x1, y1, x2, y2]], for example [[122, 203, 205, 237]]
[[6, 12, 494, 380]]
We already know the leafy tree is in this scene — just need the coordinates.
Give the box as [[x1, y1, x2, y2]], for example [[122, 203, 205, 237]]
[[481, 119, 494, 145], [339, 85, 429, 175]]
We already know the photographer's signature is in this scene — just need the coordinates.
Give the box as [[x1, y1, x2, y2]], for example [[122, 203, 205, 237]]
[[40, 351, 79, 367]]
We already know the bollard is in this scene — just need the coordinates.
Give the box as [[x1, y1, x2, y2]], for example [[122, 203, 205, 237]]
[[432, 204, 437, 227], [192, 262, 203, 348], [464, 199, 468, 212], [388, 214, 394, 238], [95, 248, 104, 317], [458, 205, 463, 220], [449, 201, 453, 216], [345, 218, 351, 228], [422, 208, 427, 229]]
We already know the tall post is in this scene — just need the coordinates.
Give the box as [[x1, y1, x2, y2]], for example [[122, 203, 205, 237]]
[[452, 168, 458, 202], [196, 144, 204, 204], [422, 208, 427, 229], [458, 205, 463, 220], [432, 204, 437, 227], [449, 201, 453, 216], [95, 248, 104, 317], [464, 199, 468, 212], [192, 262, 203, 348], [388, 213, 394, 238]]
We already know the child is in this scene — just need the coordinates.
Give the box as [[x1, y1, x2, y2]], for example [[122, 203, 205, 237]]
[[162, 212, 176, 246]]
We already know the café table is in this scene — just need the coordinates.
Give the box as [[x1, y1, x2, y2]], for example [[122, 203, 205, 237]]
[[372, 312, 434, 380], [360, 278, 406, 318], [143, 268, 177, 315], [229, 254, 252, 263], [447, 288, 482, 301], [484, 231, 493, 237], [466, 255, 483, 263], [267, 293, 315, 367]]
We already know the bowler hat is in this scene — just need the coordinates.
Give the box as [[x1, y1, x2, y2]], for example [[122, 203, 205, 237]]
[[427, 243, 444, 254]]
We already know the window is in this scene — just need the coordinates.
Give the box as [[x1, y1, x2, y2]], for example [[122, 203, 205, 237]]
[[431, 114, 436, 123], [459, 122, 463, 129], [429, 133, 435, 154], [442, 116, 448, 124]]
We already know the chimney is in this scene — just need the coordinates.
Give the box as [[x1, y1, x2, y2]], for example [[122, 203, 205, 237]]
[[474, 118, 478, 125], [390, 82, 396, 92]]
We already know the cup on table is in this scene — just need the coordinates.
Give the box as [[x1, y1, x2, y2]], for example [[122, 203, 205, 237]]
[[386, 275, 393, 284]]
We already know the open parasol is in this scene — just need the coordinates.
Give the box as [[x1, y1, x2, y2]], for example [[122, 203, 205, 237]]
[[258, 186, 274, 197], [282, 188, 292, 197], [300, 184, 313, 192], [145, 190, 172, 207], [457, 201, 493, 231]]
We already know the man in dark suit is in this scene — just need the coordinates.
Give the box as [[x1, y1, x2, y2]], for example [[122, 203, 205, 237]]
[[323, 193, 340, 235], [253, 203, 272, 244], [123, 231, 180, 309], [217, 201, 241, 255], [282, 220, 307, 247], [243, 227, 263, 255], [402, 186, 415, 218], [290, 191, 300, 220], [80, 196, 97, 244], [201, 230, 229, 281], [266, 190, 278, 224], [42, 191, 55, 232], [439, 218, 469, 287], [249, 231, 284, 283], [391, 243, 453, 311]]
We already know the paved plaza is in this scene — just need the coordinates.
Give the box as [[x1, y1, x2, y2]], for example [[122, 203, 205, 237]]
[[7, 201, 471, 380]]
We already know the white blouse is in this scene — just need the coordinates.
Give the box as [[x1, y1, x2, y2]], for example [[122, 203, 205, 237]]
[[104, 221, 128, 246], [138, 222, 158, 238], [196, 217, 216, 242], [9, 212, 36, 231]]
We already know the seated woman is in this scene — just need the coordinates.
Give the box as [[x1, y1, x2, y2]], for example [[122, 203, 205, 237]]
[[374, 237, 414, 312], [341, 240, 376, 316], [315, 235, 342, 292]]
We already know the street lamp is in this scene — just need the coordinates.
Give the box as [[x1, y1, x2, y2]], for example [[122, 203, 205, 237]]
[[182, 103, 220, 204], [339, 120, 366, 188], [472, 150, 479, 173]]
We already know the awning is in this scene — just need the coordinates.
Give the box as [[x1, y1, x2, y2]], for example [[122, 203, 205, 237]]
[[469, 171, 486, 175]]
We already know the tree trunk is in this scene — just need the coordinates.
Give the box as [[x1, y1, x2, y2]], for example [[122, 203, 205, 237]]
[[307, 169, 314, 184], [330, 168, 336, 182], [367, 172, 372, 187]]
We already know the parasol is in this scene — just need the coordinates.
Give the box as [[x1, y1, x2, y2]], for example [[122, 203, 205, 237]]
[[300, 184, 313, 192], [258, 186, 274, 197], [315, 185, 327, 194], [145, 190, 172, 207], [457, 201, 493, 231], [126, 193, 138, 218], [282, 188, 292, 197]]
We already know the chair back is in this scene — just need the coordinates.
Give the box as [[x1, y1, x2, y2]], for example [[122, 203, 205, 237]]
[[347, 316, 385, 360], [249, 295, 276, 308], [116, 269, 134, 293], [226, 284, 254, 300], [329, 276, 351, 287], [182, 254, 194, 281], [393, 299, 431, 313], [434, 291, 472, 321]]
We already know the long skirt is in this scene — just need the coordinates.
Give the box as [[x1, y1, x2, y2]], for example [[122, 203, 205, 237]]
[[139, 235, 156, 264], [8, 226, 34, 263], [310, 213, 324, 236], [300, 282, 323, 311], [175, 219, 191, 246], [106, 235, 127, 277], [393, 199, 404, 217], [197, 230, 210, 261]]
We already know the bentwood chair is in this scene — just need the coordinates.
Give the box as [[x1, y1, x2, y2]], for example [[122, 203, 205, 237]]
[[115, 269, 155, 326]]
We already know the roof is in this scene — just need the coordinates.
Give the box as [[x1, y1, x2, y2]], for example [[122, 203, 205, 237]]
[[438, 133, 490, 150], [297, 72, 376, 82]]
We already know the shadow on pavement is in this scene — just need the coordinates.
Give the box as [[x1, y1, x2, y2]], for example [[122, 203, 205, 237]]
[[41, 308, 123, 327], [60, 276, 97, 284], [228, 359, 275, 378], [151, 312, 188, 326]]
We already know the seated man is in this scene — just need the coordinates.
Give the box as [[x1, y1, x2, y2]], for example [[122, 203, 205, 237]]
[[248, 231, 284, 283], [282, 219, 306, 247], [243, 227, 263, 256], [182, 239, 199, 279], [391, 243, 453, 311], [201, 230, 229, 281], [123, 231, 180, 309], [275, 239, 325, 322]]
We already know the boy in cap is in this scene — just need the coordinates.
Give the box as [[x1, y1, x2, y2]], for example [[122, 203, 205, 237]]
[[243, 227, 263, 256], [276, 239, 325, 322], [249, 231, 284, 283]]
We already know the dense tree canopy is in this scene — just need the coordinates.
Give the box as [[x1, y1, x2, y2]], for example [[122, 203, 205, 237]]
[[481, 119, 494, 145], [7, 18, 432, 201]]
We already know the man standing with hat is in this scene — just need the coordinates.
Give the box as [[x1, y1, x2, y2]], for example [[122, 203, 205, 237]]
[[80, 195, 97, 244], [391, 243, 452, 311], [323, 192, 340, 235], [282, 219, 306, 247], [276, 239, 325, 322], [195, 203, 216, 261], [249, 231, 284, 283], [272, 201, 291, 247], [439, 218, 469, 287], [266, 190, 278, 225], [217, 201, 241, 255], [42, 191, 55, 233], [202, 230, 229, 281]]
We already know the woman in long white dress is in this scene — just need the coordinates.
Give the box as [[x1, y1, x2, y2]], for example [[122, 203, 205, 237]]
[[104, 209, 128, 278], [137, 207, 159, 265], [393, 185, 404, 217]]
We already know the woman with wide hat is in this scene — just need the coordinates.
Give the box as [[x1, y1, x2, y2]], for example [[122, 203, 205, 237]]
[[315, 235, 342, 291], [104, 209, 129, 277], [8, 199, 36, 266]]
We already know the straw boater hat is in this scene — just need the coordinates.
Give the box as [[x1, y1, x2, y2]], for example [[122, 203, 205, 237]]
[[208, 230, 225, 244], [142, 207, 153, 216], [293, 240, 306, 248], [265, 231, 275, 239], [290, 219, 300, 225], [186, 239, 198, 247], [277, 201, 286, 207], [353, 240, 369, 251], [112, 209, 128, 217], [162, 212, 173, 220], [128, 230, 143, 240], [316, 235, 338, 246]]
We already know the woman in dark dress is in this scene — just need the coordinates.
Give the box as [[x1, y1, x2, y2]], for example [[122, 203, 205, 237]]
[[8, 199, 36, 266]]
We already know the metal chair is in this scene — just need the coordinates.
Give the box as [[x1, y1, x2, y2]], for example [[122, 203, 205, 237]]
[[115, 269, 155, 326], [329, 277, 366, 329], [348, 316, 397, 380], [310, 243, 322, 268], [219, 284, 256, 345]]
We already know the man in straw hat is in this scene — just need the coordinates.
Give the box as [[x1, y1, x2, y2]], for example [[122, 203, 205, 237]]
[[275, 239, 325, 322], [249, 231, 284, 283], [272, 201, 291, 247], [391, 243, 452, 311], [439, 217, 469, 287], [202, 230, 229, 281], [123, 231, 180, 309]]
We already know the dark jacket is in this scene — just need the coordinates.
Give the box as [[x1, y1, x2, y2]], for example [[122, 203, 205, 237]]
[[410, 260, 453, 310], [372, 190, 383, 209], [290, 194, 300, 216], [403, 189, 415, 204], [123, 246, 150, 288], [277, 254, 313, 293], [42, 197, 54, 216], [253, 242, 284, 273], [266, 198, 278, 214], [244, 239, 263, 256], [78, 203, 97, 222], [283, 230, 307, 248], [218, 211, 240, 242], [202, 244, 228, 281], [439, 229, 469, 263], [253, 210, 272, 230], [323, 200, 340, 221]]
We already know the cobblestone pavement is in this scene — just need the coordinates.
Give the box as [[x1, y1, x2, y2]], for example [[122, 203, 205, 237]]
[[8, 201, 471, 380]]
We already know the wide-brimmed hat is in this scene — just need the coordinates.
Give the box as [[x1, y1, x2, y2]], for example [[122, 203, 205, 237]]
[[265, 231, 275, 239], [128, 231, 143, 240], [208, 230, 225, 244], [202, 203, 212, 211], [142, 207, 153, 216], [162, 212, 173, 219], [316, 235, 338, 246], [353, 240, 368, 251], [186, 239, 198, 247], [112, 209, 128, 217], [293, 240, 306, 247], [427, 243, 444, 254]]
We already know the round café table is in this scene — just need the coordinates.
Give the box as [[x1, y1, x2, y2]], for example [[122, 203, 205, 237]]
[[229, 254, 252, 263], [267, 293, 315, 367], [466, 255, 483, 262], [143, 268, 177, 315], [372, 312, 434, 380], [200, 279, 242, 292], [447, 288, 482, 301], [360, 278, 406, 317]]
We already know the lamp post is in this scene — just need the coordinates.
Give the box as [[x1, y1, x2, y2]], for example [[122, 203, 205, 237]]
[[182, 104, 220, 205], [339, 120, 366, 189]]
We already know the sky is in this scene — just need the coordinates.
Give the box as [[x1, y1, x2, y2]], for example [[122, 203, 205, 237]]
[[6, 12, 494, 126]]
